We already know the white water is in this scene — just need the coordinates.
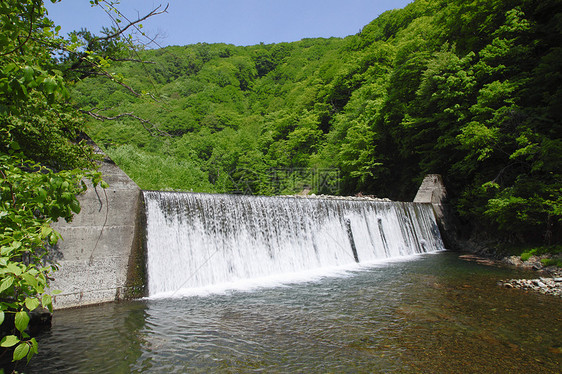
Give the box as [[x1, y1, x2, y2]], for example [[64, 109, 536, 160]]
[[143, 192, 444, 297]]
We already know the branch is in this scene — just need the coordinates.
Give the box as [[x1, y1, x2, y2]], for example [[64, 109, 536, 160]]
[[96, 69, 141, 96], [67, 62, 142, 96], [96, 3, 169, 42], [134, 32, 164, 49], [0, 2, 36, 57], [107, 57, 155, 64], [80, 109, 171, 137], [0, 169, 17, 206], [491, 162, 524, 184]]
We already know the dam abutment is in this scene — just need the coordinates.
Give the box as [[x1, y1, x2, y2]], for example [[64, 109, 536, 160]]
[[49, 154, 145, 309], [413, 174, 458, 250]]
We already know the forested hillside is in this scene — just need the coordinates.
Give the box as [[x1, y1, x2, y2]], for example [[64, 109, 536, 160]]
[[74, 0, 561, 247]]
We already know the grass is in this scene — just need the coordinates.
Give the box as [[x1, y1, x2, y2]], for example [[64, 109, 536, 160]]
[[518, 245, 562, 267]]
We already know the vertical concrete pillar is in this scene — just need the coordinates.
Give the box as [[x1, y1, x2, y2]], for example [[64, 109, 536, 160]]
[[49, 153, 145, 309], [414, 174, 458, 249]]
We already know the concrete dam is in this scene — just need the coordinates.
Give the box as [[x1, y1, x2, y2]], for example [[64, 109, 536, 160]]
[[50, 156, 446, 309]]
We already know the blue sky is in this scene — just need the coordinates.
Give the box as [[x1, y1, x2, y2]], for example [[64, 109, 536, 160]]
[[45, 0, 413, 47]]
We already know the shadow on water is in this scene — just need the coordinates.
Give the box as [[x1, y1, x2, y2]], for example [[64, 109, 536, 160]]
[[24, 252, 561, 373]]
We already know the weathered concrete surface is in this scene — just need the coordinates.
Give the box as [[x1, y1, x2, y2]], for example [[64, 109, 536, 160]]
[[49, 154, 145, 309], [414, 174, 458, 249]]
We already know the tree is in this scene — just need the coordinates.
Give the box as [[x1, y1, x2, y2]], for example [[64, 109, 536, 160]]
[[1, 0, 167, 369]]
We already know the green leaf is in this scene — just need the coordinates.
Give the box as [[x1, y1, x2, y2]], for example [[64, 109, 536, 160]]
[[41, 225, 53, 238], [51, 289, 62, 295], [22, 272, 38, 289], [43, 77, 57, 94], [25, 297, 40, 311], [0, 310, 4, 326], [27, 338, 38, 362], [69, 199, 81, 214], [0, 335, 19, 348], [30, 338, 38, 354], [0, 276, 14, 293], [6, 263, 22, 276], [14, 311, 30, 333], [13, 342, 30, 361], [42, 294, 52, 312]]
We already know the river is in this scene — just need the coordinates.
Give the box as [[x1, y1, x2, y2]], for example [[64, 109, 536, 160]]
[[26, 252, 561, 373]]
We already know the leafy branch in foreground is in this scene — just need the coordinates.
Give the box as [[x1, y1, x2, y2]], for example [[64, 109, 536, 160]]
[[1, 0, 165, 368], [0, 151, 104, 364]]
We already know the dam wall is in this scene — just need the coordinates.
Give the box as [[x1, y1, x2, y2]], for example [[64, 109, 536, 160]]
[[49, 167, 451, 309], [49, 153, 145, 310]]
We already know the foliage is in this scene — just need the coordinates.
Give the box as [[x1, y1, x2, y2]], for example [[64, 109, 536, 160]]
[[520, 245, 562, 265], [0, 0, 117, 368], [0, 152, 101, 365], [540, 258, 562, 268], [520, 249, 536, 261], [74, 0, 561, 248]]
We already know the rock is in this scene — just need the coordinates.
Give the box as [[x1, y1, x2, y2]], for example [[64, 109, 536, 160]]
[[503, 256, 523, 267], [499, 276, 562, 298]]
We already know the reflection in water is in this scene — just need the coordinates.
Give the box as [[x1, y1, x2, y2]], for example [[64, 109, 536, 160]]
[[26, 253, 561, 373]]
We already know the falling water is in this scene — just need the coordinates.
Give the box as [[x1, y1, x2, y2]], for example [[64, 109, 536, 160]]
[[143, 192, 444, 297]]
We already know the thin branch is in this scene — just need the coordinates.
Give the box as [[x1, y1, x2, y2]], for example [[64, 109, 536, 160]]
[[135, 32, 163, 49], [80, 109, 171, 137], [102, 1, 169, 51], [96, 3, 169, 42], [0, 169, 17, 205], [0, 1, 36, 57], [491, 162, 524, 184], [96, 69, 141, 96], [67, 62, 142, 96], [107, 57, 155, 64]]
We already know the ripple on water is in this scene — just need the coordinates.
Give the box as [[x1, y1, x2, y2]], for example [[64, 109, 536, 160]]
[[23, 252, 562, 373]]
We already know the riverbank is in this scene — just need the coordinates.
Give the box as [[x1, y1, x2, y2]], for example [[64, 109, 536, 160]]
[[499, 254, 562, 297], [459, 253, 562, 298]]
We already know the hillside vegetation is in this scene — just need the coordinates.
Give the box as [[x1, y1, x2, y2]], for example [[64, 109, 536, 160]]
[[74, 0, 561, 247]]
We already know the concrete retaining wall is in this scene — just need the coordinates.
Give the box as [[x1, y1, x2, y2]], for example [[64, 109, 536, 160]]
[[49, 155, 145, 309]]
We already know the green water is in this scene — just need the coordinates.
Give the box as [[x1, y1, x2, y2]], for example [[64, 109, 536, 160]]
[[24, 252, 561, 373]]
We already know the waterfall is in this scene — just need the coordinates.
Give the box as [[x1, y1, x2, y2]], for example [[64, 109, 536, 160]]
[[143, 191, 444, 297]]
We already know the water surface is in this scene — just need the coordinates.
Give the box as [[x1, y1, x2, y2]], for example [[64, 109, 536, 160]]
[[26, 252, 561, 373]]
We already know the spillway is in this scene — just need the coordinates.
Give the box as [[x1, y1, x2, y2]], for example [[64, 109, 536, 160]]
[[143, 192, 444, 297]]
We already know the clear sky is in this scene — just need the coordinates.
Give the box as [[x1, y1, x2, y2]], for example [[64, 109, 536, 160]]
[[45, 0, 413, 47]]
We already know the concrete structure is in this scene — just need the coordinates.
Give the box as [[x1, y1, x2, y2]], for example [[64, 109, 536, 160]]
[[414, 174, 458, 249], [49, 152, 145, 309], [48, 170, 454, 309]]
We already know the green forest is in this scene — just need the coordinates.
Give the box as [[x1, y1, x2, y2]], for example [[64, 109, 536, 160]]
[[75, 0, 562, 248]]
